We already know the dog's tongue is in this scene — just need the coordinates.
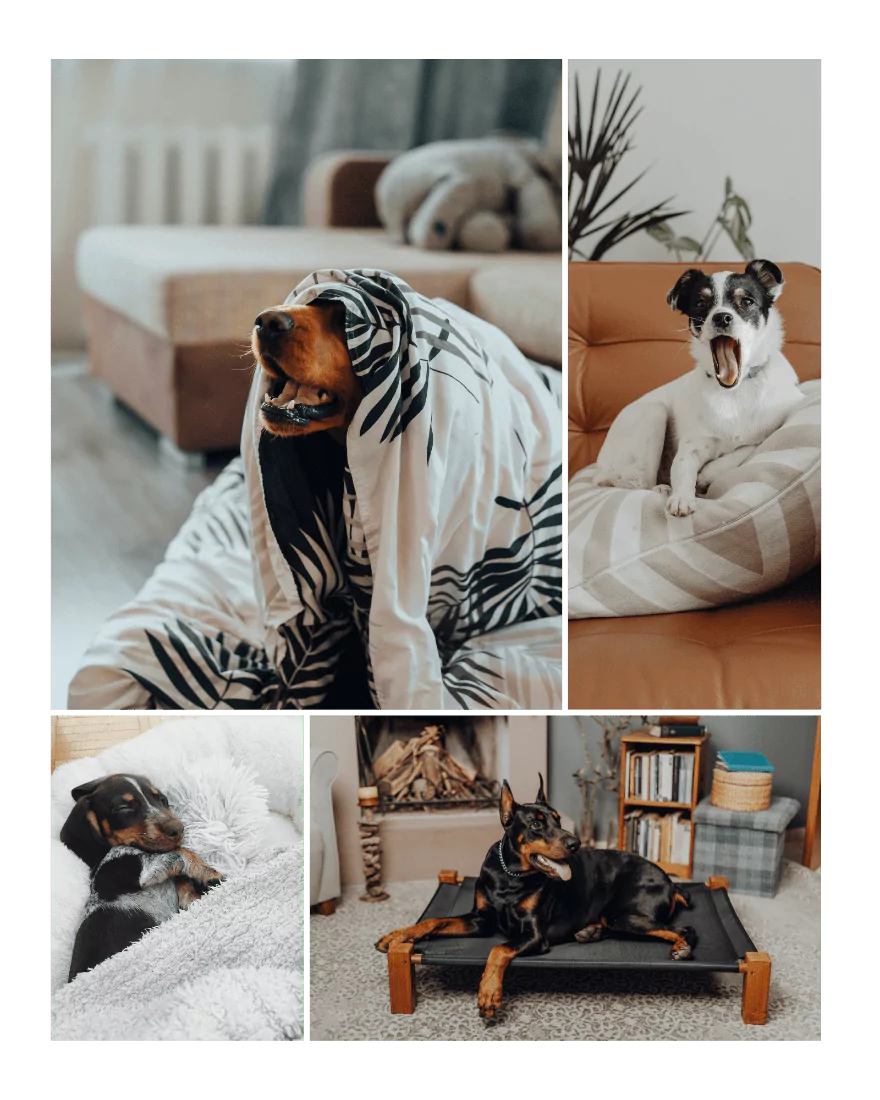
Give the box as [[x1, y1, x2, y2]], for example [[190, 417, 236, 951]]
[[710, 336, 741, 387], [536, 854, 572, 881]]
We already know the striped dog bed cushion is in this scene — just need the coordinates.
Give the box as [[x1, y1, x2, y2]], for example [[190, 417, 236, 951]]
[[569, 381, 820, 618]]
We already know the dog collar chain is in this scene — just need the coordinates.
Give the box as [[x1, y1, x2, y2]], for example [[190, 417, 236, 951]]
[[497, 840, 533, 878]]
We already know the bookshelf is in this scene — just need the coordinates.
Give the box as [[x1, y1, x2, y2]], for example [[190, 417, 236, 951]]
[[616, 729, 707, 878]]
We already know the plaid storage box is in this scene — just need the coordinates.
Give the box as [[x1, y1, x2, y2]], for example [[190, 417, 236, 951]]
[[692, 795, 800, 897]]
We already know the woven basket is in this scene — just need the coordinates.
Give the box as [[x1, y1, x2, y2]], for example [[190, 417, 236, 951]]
[[711, 768, 772, 812]]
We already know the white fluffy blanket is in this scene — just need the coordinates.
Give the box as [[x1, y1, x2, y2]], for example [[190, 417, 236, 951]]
[[51, 717, 302, 1040], [52, 844, 302, 1041]]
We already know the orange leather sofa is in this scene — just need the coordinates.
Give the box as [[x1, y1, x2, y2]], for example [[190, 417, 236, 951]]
[[568, 262, 820, 709]]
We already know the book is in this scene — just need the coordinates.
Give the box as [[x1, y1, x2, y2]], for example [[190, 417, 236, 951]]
[[622, 807, 691, 870], [626, 749, 697, 804], [660, 723, 706, 737], [716, 750, 774, 773]]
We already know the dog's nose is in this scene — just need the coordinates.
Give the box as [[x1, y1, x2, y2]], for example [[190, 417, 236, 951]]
[[162, 820, 183, 841], [564, 836, 581, 854], [254, 310, 294, 337], [714, 312, 733, 330]]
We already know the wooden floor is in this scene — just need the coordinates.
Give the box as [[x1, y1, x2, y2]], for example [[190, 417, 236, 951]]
[[52, 360, 231, 707]]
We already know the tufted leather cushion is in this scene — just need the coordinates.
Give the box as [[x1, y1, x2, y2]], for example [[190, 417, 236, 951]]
[[568, 261, 821, 477], [569, 569, 820, 709]]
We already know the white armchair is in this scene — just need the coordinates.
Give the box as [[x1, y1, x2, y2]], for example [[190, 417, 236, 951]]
[[310, 746, 341, 912]]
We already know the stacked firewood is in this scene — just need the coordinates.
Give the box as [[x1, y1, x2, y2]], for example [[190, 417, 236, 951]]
[[372, 725, 497, 808]]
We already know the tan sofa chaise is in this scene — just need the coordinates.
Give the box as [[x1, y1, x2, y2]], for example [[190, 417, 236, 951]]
[[76, 152, 561, 454]]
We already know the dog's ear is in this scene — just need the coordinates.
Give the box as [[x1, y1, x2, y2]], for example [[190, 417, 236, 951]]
[[311, 297, 348, 334], [60, 795, 107, 869], [500, 781, 519, 828], [746, 259, 784, 300], [70, 777, 106, 801], [666, 268, 704, 312], [535, 773, 548, 804]]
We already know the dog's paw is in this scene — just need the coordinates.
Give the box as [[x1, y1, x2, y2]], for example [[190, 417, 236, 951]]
[[652, 483, 672, 496], [477, 985, 503, 1021], [375, 931, 408, 953], [667, 493, 696, 517], [670, 927, 696, 960], [198, 865, 224, 888], [575, 924, 604, 943]]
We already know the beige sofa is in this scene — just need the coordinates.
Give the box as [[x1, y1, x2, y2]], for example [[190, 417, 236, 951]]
[[76, 152, 561, 453]]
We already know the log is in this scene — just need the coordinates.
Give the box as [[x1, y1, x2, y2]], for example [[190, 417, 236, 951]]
[[412, 777, 437, 801], [422, 749, 442, 788], [373, 739, 408, 780], [367, 723, 493, 809]]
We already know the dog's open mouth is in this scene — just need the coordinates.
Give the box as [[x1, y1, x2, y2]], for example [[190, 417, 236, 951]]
[[260, 371, 341, 429], [529, 853, 572, 881], [710, 335, 741, 388]]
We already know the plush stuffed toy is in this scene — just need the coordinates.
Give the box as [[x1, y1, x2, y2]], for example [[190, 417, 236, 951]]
[[374, 137, 561, 253]]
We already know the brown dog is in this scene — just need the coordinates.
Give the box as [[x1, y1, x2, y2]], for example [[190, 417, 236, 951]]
[[252, 301, 362, 443]]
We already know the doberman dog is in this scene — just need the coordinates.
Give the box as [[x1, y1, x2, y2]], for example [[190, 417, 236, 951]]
[[61, 774, 224, 982], [252, 300, 362, 443], [376, 774, 695, 1019]]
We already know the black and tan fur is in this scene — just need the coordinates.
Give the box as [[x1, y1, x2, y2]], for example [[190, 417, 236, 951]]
[[61, 774, 223, 982], [376, 775, 695, 1020]]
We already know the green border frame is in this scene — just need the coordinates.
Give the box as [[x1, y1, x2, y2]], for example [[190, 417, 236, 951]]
[[10, 0, 875, 1073]]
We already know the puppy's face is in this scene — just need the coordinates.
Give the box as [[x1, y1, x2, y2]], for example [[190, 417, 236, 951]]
[[71, 774, 184, 852], [667, 260, 784, 389], [251, 301, 362, 439], [499, 778, 580, 881]]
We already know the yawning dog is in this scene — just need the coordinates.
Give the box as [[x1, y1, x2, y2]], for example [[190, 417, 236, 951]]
[[251, 300, 362, 442], [594, 259, 803, 516]]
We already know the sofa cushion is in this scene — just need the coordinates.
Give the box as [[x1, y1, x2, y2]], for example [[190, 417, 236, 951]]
[[568, 568, 820, 709], [77, 226, 560, 352], [469, 262, 561, 366], [569, 382, 820, 618], [568, 261, 821, 478]]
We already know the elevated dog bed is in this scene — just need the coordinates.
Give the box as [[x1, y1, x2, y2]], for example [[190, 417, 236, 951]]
[[385, 871, 771, 1025]]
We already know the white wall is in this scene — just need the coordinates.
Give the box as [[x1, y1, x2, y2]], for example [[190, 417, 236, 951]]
[[569, 60, 820, 267], [52, 60, 294, 349]]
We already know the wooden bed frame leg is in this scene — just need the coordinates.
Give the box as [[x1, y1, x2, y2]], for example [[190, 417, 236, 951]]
[[311, 898, 339, 916], [388, 942, 416, 1014], [739, 951, 771, 1025]]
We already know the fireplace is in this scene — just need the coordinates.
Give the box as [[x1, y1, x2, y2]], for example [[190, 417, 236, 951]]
[[356, 717, 503, 813], [308, 714, 547, 890]]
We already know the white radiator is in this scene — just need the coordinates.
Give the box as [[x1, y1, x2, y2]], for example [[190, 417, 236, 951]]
[[84, 123, 274, 226]]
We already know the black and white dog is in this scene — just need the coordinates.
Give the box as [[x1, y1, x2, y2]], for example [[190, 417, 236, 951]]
[[61, 774, 224, 981], [594, 260, 803, 516]]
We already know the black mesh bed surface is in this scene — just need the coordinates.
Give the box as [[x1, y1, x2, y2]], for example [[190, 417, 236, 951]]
[[414, 878, 756, 974]]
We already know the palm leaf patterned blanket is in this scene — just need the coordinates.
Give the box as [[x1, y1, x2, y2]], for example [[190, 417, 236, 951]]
[[69, 270, 562, 710]]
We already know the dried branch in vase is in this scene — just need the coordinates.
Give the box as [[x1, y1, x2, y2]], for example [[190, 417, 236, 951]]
[[573, 716, 645, 848]]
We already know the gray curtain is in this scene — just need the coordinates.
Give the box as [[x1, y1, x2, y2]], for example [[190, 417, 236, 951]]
[[264, 59, 561, 225]]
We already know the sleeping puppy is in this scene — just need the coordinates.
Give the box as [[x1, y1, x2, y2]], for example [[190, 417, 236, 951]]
[[594, 260, 803, 516], [61, 774, 223, 981], [252, 300, 362, 443]]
